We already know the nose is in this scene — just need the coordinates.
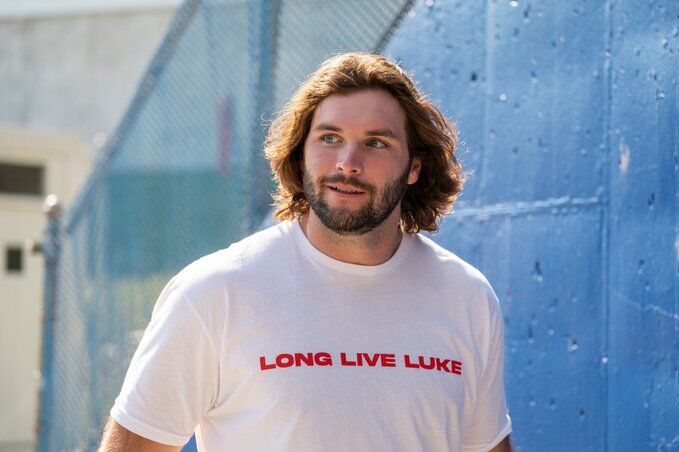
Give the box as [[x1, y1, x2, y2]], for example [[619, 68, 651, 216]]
[[335, 142, 363, 175]]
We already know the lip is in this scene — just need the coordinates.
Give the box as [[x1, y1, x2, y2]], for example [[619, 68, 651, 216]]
[[325, 183, 367, 197]]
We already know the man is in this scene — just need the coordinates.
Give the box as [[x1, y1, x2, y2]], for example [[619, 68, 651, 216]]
[[100, 52, 512, 451]]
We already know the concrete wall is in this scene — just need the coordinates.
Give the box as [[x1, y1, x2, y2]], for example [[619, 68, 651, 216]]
[[0, 129, 89, 452], [0, 5, 175, 149], [385, 0, 677, 450]]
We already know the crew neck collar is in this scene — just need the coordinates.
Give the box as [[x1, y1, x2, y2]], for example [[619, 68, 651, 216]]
[[288, 218, 413, 277]]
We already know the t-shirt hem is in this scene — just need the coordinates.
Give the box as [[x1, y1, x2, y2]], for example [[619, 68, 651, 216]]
[[461, 416, 513, 452], [110, 405, 191, 447]]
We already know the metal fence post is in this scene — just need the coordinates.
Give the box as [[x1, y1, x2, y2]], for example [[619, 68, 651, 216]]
[[36, 194, 62, 452]]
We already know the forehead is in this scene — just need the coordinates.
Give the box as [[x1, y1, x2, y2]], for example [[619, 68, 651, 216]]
[[311, 89, 407, 134]]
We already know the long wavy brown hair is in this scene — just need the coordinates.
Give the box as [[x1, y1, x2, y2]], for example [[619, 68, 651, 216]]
[[264, 52, 464, 233]]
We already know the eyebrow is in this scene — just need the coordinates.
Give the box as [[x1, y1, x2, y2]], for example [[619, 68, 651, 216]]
[[313, 123, 400, 140]]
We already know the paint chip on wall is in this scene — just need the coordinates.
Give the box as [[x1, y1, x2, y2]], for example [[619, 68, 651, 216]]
[[619, 143, 630, 174]]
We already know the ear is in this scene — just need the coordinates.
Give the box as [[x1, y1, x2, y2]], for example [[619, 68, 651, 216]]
[[407, 157, 421, 185]]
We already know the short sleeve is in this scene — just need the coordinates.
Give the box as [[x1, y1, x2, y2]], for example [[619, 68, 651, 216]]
[[461, 288, 512, 452], [110, 279, 219, 446]]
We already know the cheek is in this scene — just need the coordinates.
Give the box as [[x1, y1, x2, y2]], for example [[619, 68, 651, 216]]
[[304, 149, 334, 175]]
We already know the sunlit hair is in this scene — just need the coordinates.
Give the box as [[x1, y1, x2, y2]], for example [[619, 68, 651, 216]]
[[264, 52, 464, 233]]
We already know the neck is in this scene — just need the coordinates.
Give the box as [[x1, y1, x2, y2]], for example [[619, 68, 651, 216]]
[[299, 211, 404, 266]]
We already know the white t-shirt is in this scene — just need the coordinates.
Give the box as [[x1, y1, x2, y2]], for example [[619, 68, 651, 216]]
[[111, 220, 512, 451]]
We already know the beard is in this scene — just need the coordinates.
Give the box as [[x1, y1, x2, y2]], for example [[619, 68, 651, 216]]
[[303, 162, 411, 236]]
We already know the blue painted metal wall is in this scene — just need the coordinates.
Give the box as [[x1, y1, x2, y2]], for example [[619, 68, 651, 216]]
[[385, 1, 677, 450]]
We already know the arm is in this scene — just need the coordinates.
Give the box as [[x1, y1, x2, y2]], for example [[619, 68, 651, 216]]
[[98, 418, 181, 452], [489, 435, 513, 452], [105, 285, 219, 450]]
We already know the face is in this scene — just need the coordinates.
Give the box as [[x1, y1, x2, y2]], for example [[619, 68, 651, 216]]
[[302, 89, 421, 235]]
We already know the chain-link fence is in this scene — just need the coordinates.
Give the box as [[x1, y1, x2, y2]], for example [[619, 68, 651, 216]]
[[37, 0, 412, 449]]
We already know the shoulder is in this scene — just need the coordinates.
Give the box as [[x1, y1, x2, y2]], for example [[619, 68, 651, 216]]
[[155, 221, 293, 312], [411, 234, 505, 360], [408, 233, 503, 328], [411, 233, 496, 297]]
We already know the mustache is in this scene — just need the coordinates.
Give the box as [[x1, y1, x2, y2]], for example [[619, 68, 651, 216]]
[[319, 174, 375, 194]]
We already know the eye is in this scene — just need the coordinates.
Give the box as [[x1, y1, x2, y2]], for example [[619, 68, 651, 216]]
[[321, 134, 339, 144], [367, 139, 387, 149]]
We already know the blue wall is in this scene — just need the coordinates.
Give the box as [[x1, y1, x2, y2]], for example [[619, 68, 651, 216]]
[[385, 1, 677, 450]]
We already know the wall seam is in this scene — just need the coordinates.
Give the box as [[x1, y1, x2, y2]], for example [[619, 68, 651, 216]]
[[602, 0, 615, 450], [479, 0, 492, 209], [448, 196, 602, 220]]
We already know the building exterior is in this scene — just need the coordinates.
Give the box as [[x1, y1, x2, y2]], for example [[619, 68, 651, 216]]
[[0, 128, 89, 451], [0, 2, 177, 450]]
